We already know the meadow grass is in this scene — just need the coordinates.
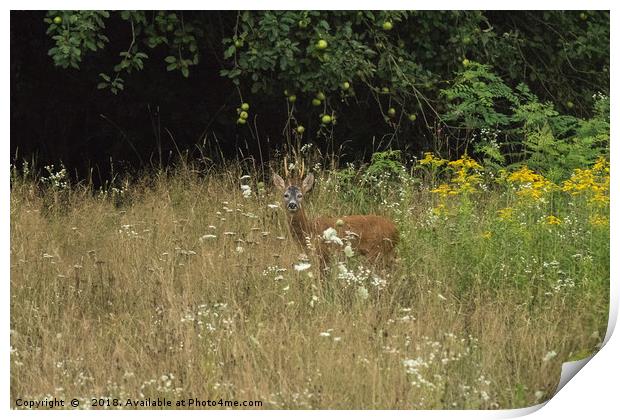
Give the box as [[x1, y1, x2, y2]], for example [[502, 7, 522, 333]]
[[10, 156, 609, 409]]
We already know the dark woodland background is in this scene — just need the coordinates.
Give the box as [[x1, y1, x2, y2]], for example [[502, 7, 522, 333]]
[[10, 11, 609, 185]]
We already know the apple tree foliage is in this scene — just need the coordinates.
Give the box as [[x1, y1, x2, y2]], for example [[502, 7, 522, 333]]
[[44, 10, 609, 168]]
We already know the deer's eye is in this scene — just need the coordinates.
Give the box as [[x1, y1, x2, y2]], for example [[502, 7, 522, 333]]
[[284, 193, 289, 198], [297, 193, 303, 199]]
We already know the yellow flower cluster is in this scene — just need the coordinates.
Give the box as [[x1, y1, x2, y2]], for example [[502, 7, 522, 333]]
[[561, 157, 610, 206], [429, 154, 483, 196], [507, 166, 556, 200], [590, 215, 609, 227], [447, 156, 483, 171], [423, 153, 609, 229], [418, 152, 448, 167], [497, 207, 513, 221], [430, 184, 455, 198], [545, 215, 562, 225], [432, 203, 447, 216]]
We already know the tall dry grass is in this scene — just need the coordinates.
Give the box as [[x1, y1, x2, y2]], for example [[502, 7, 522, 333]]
[[10, 160, 609, 409]]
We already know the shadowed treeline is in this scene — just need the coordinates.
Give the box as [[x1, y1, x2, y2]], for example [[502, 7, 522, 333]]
[[11, 11, 609, 185]]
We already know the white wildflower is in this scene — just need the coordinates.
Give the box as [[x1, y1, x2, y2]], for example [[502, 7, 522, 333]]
[[480, 390, 490, 401], [344, 244, 354, 258], [241, 184, 252, 198], [200, 234, 217, 242], [294, 262, 311, 272], [322, 227, 343, 246], [357, 286, 369, 300], [543, 351, 557, 362]]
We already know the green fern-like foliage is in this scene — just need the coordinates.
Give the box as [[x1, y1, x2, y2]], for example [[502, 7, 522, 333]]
[[512, 88, 609, 180], [364, 150, 404, 182], [441, 62, 518, 130]]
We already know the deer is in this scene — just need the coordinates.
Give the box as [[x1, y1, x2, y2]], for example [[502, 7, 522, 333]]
[[272, 166, 398, 267]]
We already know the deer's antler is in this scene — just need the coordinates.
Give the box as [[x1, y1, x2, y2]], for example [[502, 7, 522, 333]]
[[284, 155, 289, 180]]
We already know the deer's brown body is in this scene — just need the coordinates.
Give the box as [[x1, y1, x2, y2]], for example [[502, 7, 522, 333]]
[[274, 172, 398, 266]]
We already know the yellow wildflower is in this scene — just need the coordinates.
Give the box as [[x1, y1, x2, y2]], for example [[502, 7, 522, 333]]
[[481, 231, 492, 239], [452, 168, 482, 193], [517, 187, 545, 200], [562, 157, 610, 206], [430, 184, 454, 197], [507, 166, 555, 201], [562, 168, 595, 194], [448, 155, 483, 171], [545, 215, 562, 225], [592, 156, 610, 174], [432, 203, 447, 216], [497, 207, 513, 221], [427, 154, 484, 198], [590, 215, 609, 227], [507, 166, 543, 184], [419, 152, 447, 167]]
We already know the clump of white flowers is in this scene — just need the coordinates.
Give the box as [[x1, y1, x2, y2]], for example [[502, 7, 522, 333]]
[[41, 164, 69, 190], [240, 175, 252, 198], [294, 262, 311, 272], [344, 244, 354, 258], [240, 184, 251, 198], [542, 350, 557, 362], [356, 286, 369, 300], [322, 227, 343, 246]]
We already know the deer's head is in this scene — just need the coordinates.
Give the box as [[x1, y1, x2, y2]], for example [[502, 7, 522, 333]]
[[273, 173, 314, 213]]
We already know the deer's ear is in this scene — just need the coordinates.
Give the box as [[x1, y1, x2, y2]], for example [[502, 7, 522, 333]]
[[301, 173, 315, 193], [273, 174, 286, 191]]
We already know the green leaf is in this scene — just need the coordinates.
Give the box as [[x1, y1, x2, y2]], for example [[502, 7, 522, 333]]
[[224, 45, 236, 59]]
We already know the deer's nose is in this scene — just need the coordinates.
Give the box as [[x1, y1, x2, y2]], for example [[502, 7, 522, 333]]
[[288, 202, 298, 210]]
